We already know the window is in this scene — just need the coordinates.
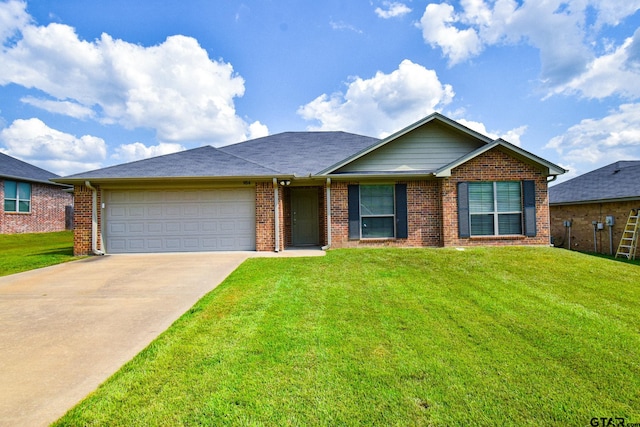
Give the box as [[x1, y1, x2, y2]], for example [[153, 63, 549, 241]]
[[4, 181, 31, 213], [360, 185, 395, 238], [469, 181, 522, 235], [348, 184, 408, 240]]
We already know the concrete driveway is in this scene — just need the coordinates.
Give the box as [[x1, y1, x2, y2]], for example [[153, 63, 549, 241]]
[[0, 252, 253, 427]]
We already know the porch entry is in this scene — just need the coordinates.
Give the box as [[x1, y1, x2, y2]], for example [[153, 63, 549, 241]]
[[291, 188, 320, 246]]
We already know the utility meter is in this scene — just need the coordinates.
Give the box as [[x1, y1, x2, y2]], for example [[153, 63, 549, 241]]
[[605, 216, 615, 226]]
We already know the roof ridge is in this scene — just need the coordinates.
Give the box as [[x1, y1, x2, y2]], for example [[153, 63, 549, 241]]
[[217, 146, 282, 174]]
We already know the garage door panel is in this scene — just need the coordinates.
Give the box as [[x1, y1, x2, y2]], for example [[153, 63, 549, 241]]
[[106, 188, 255, 253]]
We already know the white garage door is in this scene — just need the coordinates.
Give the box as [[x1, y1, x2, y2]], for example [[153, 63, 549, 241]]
[[105, 188, 255, 253]]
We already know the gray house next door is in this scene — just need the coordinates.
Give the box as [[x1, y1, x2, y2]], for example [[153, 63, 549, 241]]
[[104, 188, 256, 253], [291, 188, 319, 246]]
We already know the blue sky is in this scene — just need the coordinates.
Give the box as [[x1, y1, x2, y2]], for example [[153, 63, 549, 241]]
[[1, 0, 639, 183]]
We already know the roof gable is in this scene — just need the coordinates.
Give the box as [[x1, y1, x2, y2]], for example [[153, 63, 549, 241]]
[[435, 139, 567, 178], [549, 160, 640, 204], [0, 152, 64, 186], [331, 120, 486, 174], [321, 113, 493, 175]]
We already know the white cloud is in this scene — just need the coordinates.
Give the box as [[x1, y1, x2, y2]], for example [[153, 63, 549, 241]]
[[21, 96, 95, 119], [545, 103, 640, 169], [298, 59, 454, 137], [0, 1, 266, 146], [457, 119, 527, 146], [418, 3, 483, 66], [329, 20, 363, 34], [550, 28, 640, 99], [0, 118, 106, 175], [375, 2, 412, 19], [112, 142, 185, 163], [0, 0, 30, 42], [417, 0, 640, 88]]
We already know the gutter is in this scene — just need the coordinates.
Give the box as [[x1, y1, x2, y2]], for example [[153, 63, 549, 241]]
[[84, 181, 105, 256]]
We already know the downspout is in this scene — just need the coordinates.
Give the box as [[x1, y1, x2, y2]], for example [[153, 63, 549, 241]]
[[547, 175, 558, 183], [322, 178, 332, 250], [84, 181, 105, 256], [273, 178, 280, 252]]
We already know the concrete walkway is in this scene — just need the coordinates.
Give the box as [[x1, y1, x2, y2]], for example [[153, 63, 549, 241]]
[[0, 250, 323, 427]]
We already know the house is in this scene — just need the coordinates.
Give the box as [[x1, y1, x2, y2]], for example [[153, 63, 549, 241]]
[[53, 113, 566, 255], [0, 152, 73, 234], [549, 161, 640, 254]]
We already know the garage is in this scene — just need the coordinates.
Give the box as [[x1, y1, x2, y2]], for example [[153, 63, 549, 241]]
[[105, 188, 255, 253]]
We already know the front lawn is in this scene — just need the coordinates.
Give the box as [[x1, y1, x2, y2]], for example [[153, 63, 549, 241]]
[[0, 231, 78, 276], [55, 247, 640, 426]]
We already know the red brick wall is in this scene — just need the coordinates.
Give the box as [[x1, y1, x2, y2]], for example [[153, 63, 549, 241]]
[[73, 184, 102, 256], [550, 200, 640, 253], [330, 180, 442, 248], [256, 181, 282, 251], [1, 180, 73, 234], [442, 148, 550, 247]]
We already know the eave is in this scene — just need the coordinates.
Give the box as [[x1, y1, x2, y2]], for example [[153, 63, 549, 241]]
[[1, 174, 71, 188]]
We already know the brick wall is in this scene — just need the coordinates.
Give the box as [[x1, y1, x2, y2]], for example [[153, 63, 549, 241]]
[[256, 181, 282, 251], [1, 180, 73, 234], [550, 200, 640, 254], [73, 184, 102, 256], [330, 180, 442, 248], [442, 148, 550, 247]]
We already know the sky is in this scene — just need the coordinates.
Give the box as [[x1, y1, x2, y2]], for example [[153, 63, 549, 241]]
[[1, 0, 639, 183]]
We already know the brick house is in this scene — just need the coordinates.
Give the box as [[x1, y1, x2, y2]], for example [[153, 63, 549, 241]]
[[1, 152, 73, 234], [549, 161, 640, 254], [54, 113, 565, 255]]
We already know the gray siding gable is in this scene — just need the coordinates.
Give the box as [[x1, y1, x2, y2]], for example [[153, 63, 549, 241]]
[[334, 121, 485, 174]]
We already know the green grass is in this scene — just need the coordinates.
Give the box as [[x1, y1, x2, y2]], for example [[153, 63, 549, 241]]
[[0, 231, 79, 276], [54, 247, 640, 426]]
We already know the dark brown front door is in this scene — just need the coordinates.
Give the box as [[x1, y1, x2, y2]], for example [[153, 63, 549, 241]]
[[291, 189, 319, 246]]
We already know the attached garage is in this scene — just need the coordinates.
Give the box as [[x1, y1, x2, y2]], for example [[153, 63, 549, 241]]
[[105, 188, 255, 253]]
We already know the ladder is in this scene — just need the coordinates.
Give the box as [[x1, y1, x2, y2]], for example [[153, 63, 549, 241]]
[[616, 209, 640, 259]]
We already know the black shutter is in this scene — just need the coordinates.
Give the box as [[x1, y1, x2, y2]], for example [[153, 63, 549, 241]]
[[458, 182, 470, 238], [522, 180, 537, 237], [395, 184, 408, 239], [348, 185, 360, 239]]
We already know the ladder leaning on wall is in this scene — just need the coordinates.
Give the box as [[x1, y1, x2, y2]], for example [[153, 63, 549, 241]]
[[615, 209, 640, 259]]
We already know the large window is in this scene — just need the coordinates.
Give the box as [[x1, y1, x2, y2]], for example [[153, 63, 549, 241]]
[[348, 184, 408, 240], [469, 181, 522, 235], [360, 185, 395, 238], [4, 181, 31, 213]]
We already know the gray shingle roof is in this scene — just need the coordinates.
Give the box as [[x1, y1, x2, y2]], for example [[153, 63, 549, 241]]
[[59, 132, 380, 181], [549, 161, 640, 204], [63, 146, 280, 179], [219, 131, 379, 176], [0, 152, 65, 185]]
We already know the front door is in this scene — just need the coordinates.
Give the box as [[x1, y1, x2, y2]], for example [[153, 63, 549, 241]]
[[291, 188, 319, 246]]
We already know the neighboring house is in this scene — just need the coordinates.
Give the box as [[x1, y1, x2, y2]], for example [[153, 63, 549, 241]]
[[0, 152, 73, 234], [54, 113, 566, 255], [549, 160, 640, 254]]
